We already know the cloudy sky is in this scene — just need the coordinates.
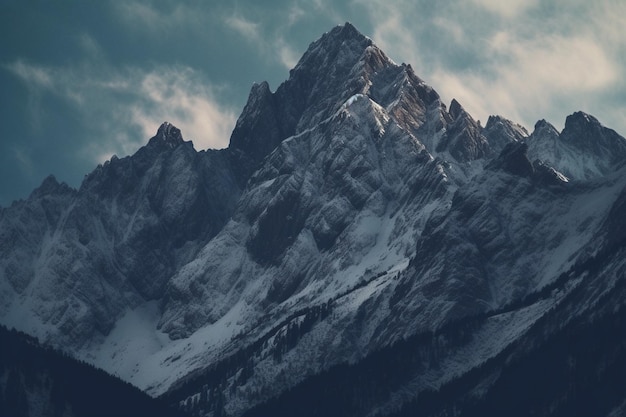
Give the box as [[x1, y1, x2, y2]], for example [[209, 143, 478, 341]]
[[1, 0, 625, 206]]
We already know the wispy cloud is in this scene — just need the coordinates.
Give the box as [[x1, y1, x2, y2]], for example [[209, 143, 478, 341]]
[[287, 4, 306, 26], [113, 1, 205, 32], [224, 13, 302, 69], [5, 59, 237, 166], [368, 9, 418, 66], [5, 60, 58, 132], [5, 60, 54, 89], [116, 1, 162, 25], [78, 32, 105, 60], [225, 15, 261, 41], [222, 2, 348, 72], [470, 0, 539, 18], [12, 147, 35, 177]]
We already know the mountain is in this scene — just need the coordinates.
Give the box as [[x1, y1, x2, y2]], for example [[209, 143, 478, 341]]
[[2, 22, 626, 417]]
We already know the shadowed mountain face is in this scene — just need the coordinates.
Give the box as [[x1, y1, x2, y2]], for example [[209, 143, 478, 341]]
[[3, 23, 626, 417]]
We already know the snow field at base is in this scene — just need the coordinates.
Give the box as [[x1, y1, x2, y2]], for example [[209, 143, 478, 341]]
[[80, 299, 250, 395]]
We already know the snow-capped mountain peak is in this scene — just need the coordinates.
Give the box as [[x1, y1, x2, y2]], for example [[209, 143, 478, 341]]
[[148, 121, 185, 150], [531, 118, 559, 138], [291, 22, 376, 77]]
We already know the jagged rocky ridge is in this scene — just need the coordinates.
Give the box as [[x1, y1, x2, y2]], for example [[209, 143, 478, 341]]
[[2, 23, 626, 416]]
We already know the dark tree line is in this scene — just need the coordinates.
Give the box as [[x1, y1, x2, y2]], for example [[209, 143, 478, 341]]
[[162, 300, 334, 416], [0, 325, 188, 417]]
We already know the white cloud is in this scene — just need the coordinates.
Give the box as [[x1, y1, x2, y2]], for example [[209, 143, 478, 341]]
[[358, 0, 625, 133], [501, 35, 616, 91], [129, 67, 237, 151], [225, 15, 261, 41], [276, 37, 300, 70], [430, 32, 619, 128]]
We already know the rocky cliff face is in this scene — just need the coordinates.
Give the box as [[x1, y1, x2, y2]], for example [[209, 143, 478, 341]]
[[0, 122, 240, 348], [2, 23, 626, 417], [526, 112, 626, 180]]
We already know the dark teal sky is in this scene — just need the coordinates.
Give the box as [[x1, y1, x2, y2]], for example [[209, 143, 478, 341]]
[[1, 0, 625, 206]]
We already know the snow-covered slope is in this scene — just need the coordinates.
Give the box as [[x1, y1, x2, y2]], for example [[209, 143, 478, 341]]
[[2, 22, 626, 417]]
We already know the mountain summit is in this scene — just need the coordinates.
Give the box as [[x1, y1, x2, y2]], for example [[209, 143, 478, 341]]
[[229, 22, 398, 184], [2, 23, 626, 417], [148, 121, 185, 150]]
